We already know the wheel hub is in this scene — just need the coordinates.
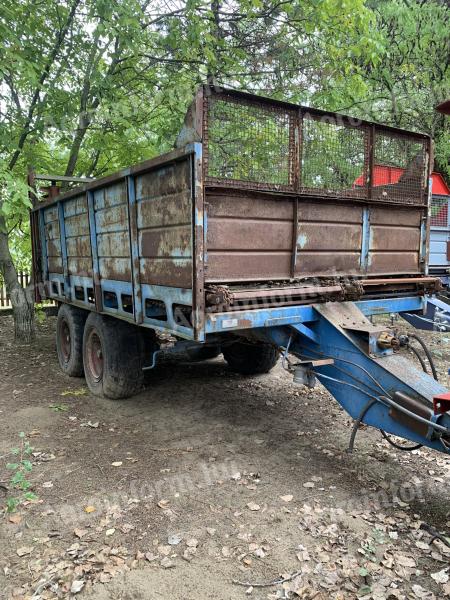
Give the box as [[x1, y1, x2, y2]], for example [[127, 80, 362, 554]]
[[60, 320, 71, 362], [87, 330, 104, 382]]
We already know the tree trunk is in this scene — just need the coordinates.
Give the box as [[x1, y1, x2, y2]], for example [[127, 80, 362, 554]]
[[0, 216, 35, 342]]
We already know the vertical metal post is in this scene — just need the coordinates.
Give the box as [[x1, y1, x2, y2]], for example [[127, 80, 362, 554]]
[[87, 190, 102, 311], [367, 125, 375, 200], [420, 139, 433, 273], [360, 207, 371, 272], [38, 210, 48, 298], [126, 175, 143, 323], [192, 143, 205, 342], [57, 201, 70, 300], [297, 110, 303, 192], [290, 198, 299, 279]]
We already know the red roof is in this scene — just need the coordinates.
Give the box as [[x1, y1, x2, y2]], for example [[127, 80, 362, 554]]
[[354, 165, 450, 196], [432, 172, 450, 196]]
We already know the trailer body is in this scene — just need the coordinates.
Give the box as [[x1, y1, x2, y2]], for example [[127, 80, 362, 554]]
[[31, 87, 438, 341], [30, 87, 450, 455]]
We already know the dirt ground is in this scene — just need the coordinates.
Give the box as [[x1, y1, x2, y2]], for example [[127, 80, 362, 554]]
[[0, 314, 449, 600]]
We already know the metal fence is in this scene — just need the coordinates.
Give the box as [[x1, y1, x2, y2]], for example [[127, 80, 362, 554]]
[[203, 89, 429, 205], [430, 196, 449, 228]]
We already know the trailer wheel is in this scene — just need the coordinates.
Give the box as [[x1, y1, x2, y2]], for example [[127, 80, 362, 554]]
[[187, 345, 222, 361], [56, 304, 87, 377], [223, 341, 279, 375], [83, 313, 144, 399]]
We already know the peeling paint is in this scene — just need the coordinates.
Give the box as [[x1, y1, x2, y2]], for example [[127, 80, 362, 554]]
[[297, 233, 308, 249]]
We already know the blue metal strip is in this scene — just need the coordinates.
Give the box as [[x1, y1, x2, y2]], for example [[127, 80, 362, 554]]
[[205, 297, 424, 334], [192, 142, 206, 342], [360, 206, 370, 270], [38, 210, 48, 291], [356, 296, 424, 315], [291, 322, 319, 344], [87, 190, 102, 311], [57, 201, 71, 301], [126, 175, 143, 323]]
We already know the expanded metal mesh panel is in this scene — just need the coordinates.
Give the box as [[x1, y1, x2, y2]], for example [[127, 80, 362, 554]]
[[430, 196, 449, 228], [203, 90, 429, 205], [372, 132, 426, 205], [204, 95, 296, 191], [300, 116, 369, 197]]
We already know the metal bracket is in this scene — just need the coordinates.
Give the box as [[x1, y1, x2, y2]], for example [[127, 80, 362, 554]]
[[433, 393, 450, 416]]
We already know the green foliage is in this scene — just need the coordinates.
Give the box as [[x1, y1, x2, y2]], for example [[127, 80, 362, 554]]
[[4, 432, 37, 513], [48, 403, 69, 412], [318, 0, 449, 179]]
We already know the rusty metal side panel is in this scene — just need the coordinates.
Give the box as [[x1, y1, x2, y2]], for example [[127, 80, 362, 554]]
[[63, 194, 92, 277], [135, 158, 192, 288], [205, 193, 364, 282], [205, 191, 293, 282], [205, 189, 426, 284], [368, 207, 422, 275], [93, 182, 131, 282], [43, 205, 63, 274], [295, 203, 363, 277]]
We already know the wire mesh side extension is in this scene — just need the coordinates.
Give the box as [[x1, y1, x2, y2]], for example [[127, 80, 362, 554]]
[[430, 196, 450, 228], [203, 89, 429, 205], [300, 114, 369, 198], [371, 132, 427, 205], [204, 94, 297, 191]]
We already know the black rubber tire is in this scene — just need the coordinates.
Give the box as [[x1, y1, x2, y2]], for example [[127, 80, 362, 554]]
[[82, 313, 144, 399], [187, 345, 222, 361], [223, 340, 279, 375], [56, 304, 87, 377]]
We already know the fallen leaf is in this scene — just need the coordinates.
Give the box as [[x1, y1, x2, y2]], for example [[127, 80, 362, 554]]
[[74, 528, 88, 539], [168, 534, 182, 546], [160, 557, 175, 569], [396, 555, 416, 568], [280, 494, 293, 503], [145, 552, 158, 562], [8, 514, 22, 525], [157, 499, 170, 509], [431, 569, 449, 584], [70, 580, 85, 594], [84, 506, 96, 513]]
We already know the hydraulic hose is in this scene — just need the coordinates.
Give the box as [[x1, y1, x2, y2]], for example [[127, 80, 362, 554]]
[[408, 333, 438, 381]]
